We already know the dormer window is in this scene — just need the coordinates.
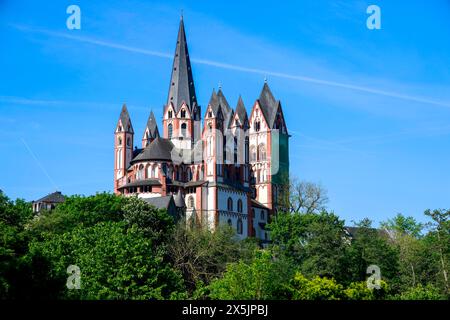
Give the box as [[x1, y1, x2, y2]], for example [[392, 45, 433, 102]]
[[181, 109, 186, 118], [168, 111, 173, 119]]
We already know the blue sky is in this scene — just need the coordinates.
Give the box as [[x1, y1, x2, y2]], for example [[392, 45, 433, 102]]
[[1, 0, 450, 226]]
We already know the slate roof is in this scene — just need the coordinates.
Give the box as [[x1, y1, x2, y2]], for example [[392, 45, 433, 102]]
[[173, 190, 186, 208], [144, 111, 159, 138], [167, 16, 197, 112], [257, 83, 279, 128], [143, 196, 174, 210], [117, 179, 162, 189], [34, 191, 65, 203], [131, 137, 174, 163], [251, 198, 269, 210], [234, 95, 248, 127], [118, 104, 133, 133], [207, 88, 234, 128]]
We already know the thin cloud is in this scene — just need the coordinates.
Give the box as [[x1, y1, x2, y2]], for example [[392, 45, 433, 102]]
[[12, 23, 450, 109]]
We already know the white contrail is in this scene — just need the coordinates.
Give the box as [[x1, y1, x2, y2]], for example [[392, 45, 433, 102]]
[[12, 24, 450, 108], [20, 138, 59, 190]]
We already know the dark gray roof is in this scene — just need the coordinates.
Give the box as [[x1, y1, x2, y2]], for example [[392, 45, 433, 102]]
[[143, 196, 174, 210], [117, 179, 162, 189], [117, 104, 133, 133], [207, 88, 234, 128], [144, 111, 159, 138], [257, 83, 279, 128], [344, 226, 390, 239], [131, 137, 174, 163], [234, 95, 248, 127], [167, 16, 197, 112], [251, 198, 269, 210], [173, 190, 185, 208], [34, 191, 65, 203]]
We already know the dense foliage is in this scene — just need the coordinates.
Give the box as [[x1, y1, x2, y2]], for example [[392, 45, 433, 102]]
[[0, 187, 448, 300]]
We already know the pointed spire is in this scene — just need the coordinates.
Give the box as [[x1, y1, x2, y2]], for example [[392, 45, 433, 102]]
[[235, 95, 247, 121], [258, 82, 278, 127], [144, 110, 159, 138], [118, 103, 133, 133], [167, 17, 197, 112]]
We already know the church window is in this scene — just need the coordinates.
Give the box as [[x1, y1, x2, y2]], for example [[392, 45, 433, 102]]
[[168, 110, 173, 119], [118, 137, 122, 145], [261, 210, 265, 221], [255, 121, 260, 132], [250, 146, 256, 162], [237, 218, 243, 235], [181, 123, 187, 137], [168, 124, 173, 139], [208, 111, 212, 118], [237, 199, 243, 213], [127, 137, 131, 146], [153, 166, 158, 178], [188, 196, 194, 208], [227, 219, 232, 227], [258, 144, 266, 161], [181, 109, 186, 118], [227, 197, 233, 211], [245, 137, 249, 162]]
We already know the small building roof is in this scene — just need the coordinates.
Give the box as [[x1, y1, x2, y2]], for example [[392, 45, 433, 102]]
[[34, 191, 65, 203]]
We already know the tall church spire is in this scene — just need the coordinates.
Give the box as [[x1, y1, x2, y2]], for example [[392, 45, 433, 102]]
[[167, 16, 197, 112]]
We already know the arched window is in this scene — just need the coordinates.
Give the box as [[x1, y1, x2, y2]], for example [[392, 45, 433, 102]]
[[258, 144, 266, 161], [153, 165, 158, 178], [237, 199, 243, 213], [168, 110, 173, 118], [116, 150, 122, 169], [137, 164, 144, 179], [260, 210, 265, 221], [255, 120, 260, 132], [208, 111, 212, 118], [118, 137, 122, 145], [227, 197, 233, 211], [208, 123, 212, 133], [168, 124, 173, 139], [147, 165, 152, 178], [237, 218, 243, 234], [127, 137, 131, 146], [227, 219, 232, 226], [181, 109, 186, 118], [245, 137, 249, 163], [250, 146, 256, 162], [181, 123, 187, 137], [188, 196, 194, 208]]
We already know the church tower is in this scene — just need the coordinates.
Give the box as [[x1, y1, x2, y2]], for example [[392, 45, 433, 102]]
[[163, 16, 201, 150], [249, 83, 289, 212], [114, 104, 134, 193]]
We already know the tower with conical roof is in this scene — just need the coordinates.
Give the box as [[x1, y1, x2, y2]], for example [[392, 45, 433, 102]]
[[163, 15, 201, 149], [114, 104, 134, 193]]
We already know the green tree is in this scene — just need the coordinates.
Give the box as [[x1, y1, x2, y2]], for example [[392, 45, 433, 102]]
[[29, 193, 126, 237], [29, 221, 185, 299], [287, 272, 344, 300], [122, 196, 174, 246], [208, 249, 294, 300], [345, 218, 399, 285], [168, 223, 257, 294], [269, 211, 349, 282], [423, 209, 449, 295]]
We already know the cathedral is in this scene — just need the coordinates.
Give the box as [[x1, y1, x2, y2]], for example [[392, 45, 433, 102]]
[[114, 17, 289, 241]]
